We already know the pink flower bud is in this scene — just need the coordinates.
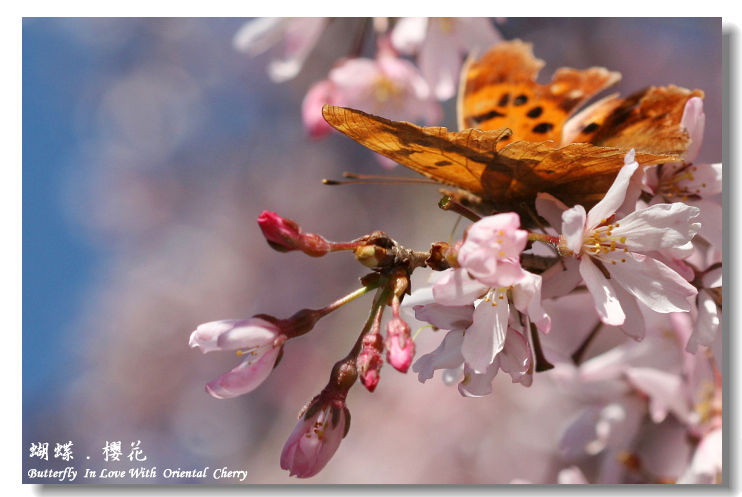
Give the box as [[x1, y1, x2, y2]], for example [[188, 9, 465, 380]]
[[257, 211, 332, 257], [280, 398, 350, 478], [356, 332, 384, 392], [385, 317, 415, 373], [257, 211, 303, 252], [190, 317, 285, 399]]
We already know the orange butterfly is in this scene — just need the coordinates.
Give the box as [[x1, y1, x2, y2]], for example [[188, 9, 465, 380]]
[[322, 40, 703, 216]]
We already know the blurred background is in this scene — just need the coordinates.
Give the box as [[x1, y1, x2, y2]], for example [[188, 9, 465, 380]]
[[23, 18, 721, 484]]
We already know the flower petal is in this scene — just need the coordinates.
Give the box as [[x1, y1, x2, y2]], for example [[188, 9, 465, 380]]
[[432, 269, 489, 306], [205, 346, 282, 399], [612, 203, 700, 252], [461, 299, 509, 373], [586, 155, 639, 230], [411, 330, 465, 383], [607, 253, 697, 313], [580, 258, 625, 326]]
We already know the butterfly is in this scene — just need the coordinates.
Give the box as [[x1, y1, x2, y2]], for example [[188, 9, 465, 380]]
[[322, 40, 703, 216]]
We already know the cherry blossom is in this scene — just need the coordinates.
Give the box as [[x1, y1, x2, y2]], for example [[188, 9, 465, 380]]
[[538, 151, 700, 339], [189, 317, 286, 399], [280, 396, 350, 478], [642, 97, 722, 249], [302, 40, 441, 145]]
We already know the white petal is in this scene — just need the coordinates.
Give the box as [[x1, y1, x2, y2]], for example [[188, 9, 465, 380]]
[[586, 158, 639, 230], [612, 203, 700, 252], [461, 300, 509, 373], [607, 253, 697, 313], [411, 330, 465, 383], [562, 205, 587, 255], [233, 17, 286, 54], [580, 258, 625, 326], [686, 290, 720, 353], [390, 17, 428, 54]]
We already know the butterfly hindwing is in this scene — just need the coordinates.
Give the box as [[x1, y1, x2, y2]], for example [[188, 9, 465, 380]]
[[458, 40, 622, 146]]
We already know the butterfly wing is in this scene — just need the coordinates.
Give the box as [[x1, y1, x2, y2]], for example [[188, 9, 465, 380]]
[[561, 85, 705, 156], [322, 104, 510, 200], [458, 40, 622, 146], [323, 105, 675, 211]]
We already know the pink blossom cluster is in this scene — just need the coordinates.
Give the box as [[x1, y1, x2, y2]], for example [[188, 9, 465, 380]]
[[187, 23, 723, 482], [234, 17, 501, 166], [405, 97, 722, 483]]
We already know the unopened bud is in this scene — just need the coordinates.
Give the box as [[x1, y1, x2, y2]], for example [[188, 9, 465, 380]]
[[385, 317, 415, 373], [257, 211, 332, 257], [357, 332, 384, 392], [354, 244, 393, 268]]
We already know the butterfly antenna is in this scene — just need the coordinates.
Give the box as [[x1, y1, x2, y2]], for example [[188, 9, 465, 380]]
[[323, 172, 439, 186]]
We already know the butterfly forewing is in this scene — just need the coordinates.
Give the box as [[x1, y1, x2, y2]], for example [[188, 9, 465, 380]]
[[322, 105, 511, 200], [322, 105, 675, 212]]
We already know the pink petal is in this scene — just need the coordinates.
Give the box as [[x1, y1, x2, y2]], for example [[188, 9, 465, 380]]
[[205, 346, 281, 399], [457, 362, 499, 397], [413, 303, 473, 330], [418, 23, 461, 100], [497, 329, 532, 383], [680, 97, 705, 162], [624, 367, 690, 423], [686, 290, 720, 353], [535, 192, 570, 232], [432, 269, 488, 306]]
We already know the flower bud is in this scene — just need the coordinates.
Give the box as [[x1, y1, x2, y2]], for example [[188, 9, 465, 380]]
[[280, 395, 350, 478], [257, 211, 332, 257], [385, 317, 415, 373], [356, 332, 384, 392]]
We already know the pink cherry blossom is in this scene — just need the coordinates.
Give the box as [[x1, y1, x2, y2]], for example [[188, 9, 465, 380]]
[[190, 317, 285, 399], [456, 212, 529, 287], [642, 98, 722, 249], [302, 43, 442, 145], [280, 399, 349, 478], [433, 268, 549, 374], [539, 151, 700, 339], [391, 17, 501, 100]]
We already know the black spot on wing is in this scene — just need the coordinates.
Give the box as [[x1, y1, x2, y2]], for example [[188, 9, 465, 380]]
[[582, 122, 600, 134], [526, 106, 543, 118], [532, 122, 554, 134]]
